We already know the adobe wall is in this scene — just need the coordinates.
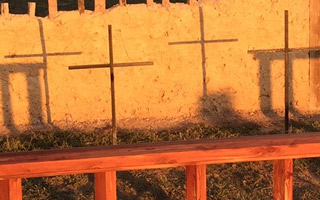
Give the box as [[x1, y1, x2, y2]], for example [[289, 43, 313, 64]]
[[0, 0, 318, 132]]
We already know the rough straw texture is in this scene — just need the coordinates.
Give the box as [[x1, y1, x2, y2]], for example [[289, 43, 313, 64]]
[[0, 0, 318, 132]]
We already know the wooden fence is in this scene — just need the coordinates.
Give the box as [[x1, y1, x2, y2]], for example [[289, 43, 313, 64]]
[[0, 0, 197, 19], [1, 132, 320, 199]]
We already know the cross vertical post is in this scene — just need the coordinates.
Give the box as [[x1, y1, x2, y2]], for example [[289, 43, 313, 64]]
[[108, 25, 117, 145], [69, 25, 154, 145], [284, 10, 289, 134]]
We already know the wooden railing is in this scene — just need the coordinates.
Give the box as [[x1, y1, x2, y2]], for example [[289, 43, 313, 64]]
[[0, 0, 198, 19], [1, 132, 320, 199]]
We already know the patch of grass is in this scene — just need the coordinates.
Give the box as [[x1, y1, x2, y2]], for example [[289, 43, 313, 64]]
[[0, 122, 320, 199]]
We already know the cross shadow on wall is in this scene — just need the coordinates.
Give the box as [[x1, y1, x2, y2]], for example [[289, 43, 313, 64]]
[[252, 50, 320, 119], [1, 19, 81, 133]]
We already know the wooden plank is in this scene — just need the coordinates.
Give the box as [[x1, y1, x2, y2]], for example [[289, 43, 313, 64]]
[[146, 0, 153, 6], [187, 0, 196, 6], [1, 133, 320, 179], [78, 0, 85, 14], [0, 3, 9, 16], [119, 0, 126, 6], [94, 0, 105, 13], [48, 0, 57, 19], [28, 2, 36, 17], [162, 0, 170, 7], [310, 0, 320, 108], [95, 171, 117, 200], [186, 165, 206, 200], [0, 179, 22, 200], [273, 159, 293, 200]]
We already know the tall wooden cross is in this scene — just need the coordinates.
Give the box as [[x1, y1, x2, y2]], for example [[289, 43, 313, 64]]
[[169, 7, 238, 96], [4, 19, 81, 126], [69, 25, 154, 145], [248, 10, 320, 134]]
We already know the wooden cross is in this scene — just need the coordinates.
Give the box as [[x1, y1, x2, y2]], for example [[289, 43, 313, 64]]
[[169, 7, 238, 96], [69, 25, 154, 145], [4, 19, 81, 126], [248, 10, 320, 134]]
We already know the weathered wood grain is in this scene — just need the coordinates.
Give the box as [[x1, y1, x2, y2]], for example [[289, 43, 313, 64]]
[[0, 3, 9, 16], [1, 133, 320, 179], [0, 179, 22, 200], [273, 159, 293, 200], [48, 0, 57, 19], [186, 165, 206, 200], [95, 171, 117, 200]]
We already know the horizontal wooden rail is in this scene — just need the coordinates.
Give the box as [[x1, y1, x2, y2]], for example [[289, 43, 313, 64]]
[[1, 133, 320, 179], [1, 132, 320, 200]]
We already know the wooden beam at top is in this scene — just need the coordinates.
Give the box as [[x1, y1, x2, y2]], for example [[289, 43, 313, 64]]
[[95, 0, 106, 13], [1, 133, 320, 179], [119, 0, 126, 6], [78, 0, 85, 14], [1, 3, 9, 16], [187, 0, 196, 6], [162, 0, 170, 7], [48, 0, 57, 19], [28, 2, 36, 17], [310, 0, 320, 107]]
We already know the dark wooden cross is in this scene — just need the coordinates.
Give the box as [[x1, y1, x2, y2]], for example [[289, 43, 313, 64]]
[[248, 10, 320, 133], [169, 7, 238, 96], [4, 19, 81, 126], [69, 25, 153, 145]]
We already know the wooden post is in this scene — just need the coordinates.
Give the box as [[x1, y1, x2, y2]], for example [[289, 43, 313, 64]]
[[273, 159, 293, 200], [94, 171, 117, 200], [94, 0, 106, 13], [187, 0, 196, 6], [0, 179, 22, 200], [119, 0, 126, 6], [186, 165, 206, 200], [310, 0, 320, 108], [1, 3, 9, 16], [78, 0, 85, 14], [48, 0, 57, 19], [146, 0, 153, 6], [28, 2, 36, 17], [162, 0, 170, 8]]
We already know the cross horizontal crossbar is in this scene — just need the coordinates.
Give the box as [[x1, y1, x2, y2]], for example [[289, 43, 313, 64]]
[[169, 39, 238, 45], [5, 52, 82, 58], [69, 61, 154, 70], [248, 46, 320, 54], [1, 132, 320, 179]]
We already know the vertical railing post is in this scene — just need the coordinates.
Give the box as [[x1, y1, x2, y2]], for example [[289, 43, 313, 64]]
[[48, 0, 57, 19], [94, 0, 106, 13], [273, 159, 293, 200], [146, 0, 153, 6], [162, 0, 170, 7], [119, 0, 126, 6], [186, 165, 206, 200], [187, 0, 196, 6], [78, 0, 85, 14], [95, 171, 117, 200], [1, 3, 9, 16], [28, 2, 36, 17], [0, 179, 23, 200]]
